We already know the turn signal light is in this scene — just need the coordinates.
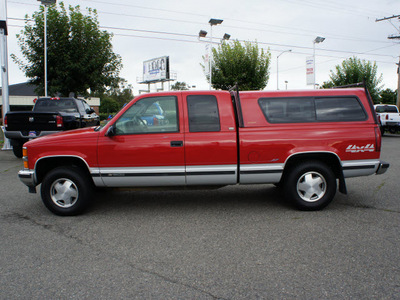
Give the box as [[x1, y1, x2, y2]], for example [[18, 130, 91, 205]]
[[22, 147, 29, 169]]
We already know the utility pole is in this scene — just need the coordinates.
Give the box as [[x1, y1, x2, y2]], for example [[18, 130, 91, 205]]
[[0, 0, 11, 150], [376, 15, 400, 110], [37, 0, 57, 97]]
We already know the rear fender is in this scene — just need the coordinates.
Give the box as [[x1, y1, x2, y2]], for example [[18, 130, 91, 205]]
[[283, 151, 347, 194]]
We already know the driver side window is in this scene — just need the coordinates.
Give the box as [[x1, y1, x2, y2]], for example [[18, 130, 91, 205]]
[[115, 96, 178, 135]]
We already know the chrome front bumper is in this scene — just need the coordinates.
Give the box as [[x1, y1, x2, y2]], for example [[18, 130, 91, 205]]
[[376, 161, 389, 175], [18, 169, 37, 193]]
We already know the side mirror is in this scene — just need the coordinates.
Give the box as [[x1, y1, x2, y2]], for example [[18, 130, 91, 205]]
[[86, 108, 95, 114], [106, 125, 116, 137]]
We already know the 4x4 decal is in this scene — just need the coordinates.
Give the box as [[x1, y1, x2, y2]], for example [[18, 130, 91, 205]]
[[346, 144, 375, 153]]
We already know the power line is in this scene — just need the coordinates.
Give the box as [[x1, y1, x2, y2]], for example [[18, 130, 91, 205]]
[[278, 44, 397, 74], [8, 0, 395, 45], [90, 5, 394, 45], [82, 0, 208, 18], [8, 15, 398, 58], [80, 0, 365, 40], [7, 19, 397, 59], [281, 0, 391, 18]]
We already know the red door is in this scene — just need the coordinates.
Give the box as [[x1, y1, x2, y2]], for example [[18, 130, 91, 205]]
[[182, 92, 238, 185], [97, 94, 185, 187]]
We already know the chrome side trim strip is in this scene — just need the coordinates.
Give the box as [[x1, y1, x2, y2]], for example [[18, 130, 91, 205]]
[[96, 166, 185, 187], [240, 163, 284, 184], [89, 168, 104, 187], [93, 164, 288, 186], [89, 158, 382, 188], [186, 165, 237, 185], [341, 159, 380, 178]]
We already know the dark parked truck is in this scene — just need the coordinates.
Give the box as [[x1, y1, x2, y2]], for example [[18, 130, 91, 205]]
[[19, 88, 389, 215], [4, 97, 100, 158]]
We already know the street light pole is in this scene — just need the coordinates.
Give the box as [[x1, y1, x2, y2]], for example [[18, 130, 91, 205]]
[[208, 18, 223, 90], [209, 24, 213, 90], [37, 0, 56, 97], [199, 28, 230, 91], [0, 0, 11, 150], [44, 4, 48, 97], [313, 36, 325, 89], [277, 49, 291, 90]]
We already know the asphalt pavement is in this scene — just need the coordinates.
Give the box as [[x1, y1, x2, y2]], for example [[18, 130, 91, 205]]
[[0, 136, 399, 299]]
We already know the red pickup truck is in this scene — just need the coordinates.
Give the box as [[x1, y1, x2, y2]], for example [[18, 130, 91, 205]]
[[19, 87, 389, 215]]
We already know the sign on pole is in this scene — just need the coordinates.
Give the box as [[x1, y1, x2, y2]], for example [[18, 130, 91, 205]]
[[306, 56, 314, 86]]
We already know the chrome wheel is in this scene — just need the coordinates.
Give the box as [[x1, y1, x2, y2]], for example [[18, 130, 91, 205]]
[[296, 171, 326, 202], [50, 178, 79, 208]]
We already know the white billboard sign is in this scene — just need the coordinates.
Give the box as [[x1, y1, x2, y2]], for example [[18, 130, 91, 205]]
[[143, 56, 170, 82], [306, 56, 314, 86]]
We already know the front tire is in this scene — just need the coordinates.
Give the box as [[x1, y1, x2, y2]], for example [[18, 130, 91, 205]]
[[284, 161, 337, 211], [41, 167, 92, 216]]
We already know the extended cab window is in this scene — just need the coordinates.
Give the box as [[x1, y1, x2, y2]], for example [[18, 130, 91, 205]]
[[259, 96, 366, 123], [187, 95, 220, 132], [115, 96, 178, 135]]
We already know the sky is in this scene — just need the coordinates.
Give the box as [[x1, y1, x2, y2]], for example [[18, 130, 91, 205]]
[[3, 0, 400, 95]]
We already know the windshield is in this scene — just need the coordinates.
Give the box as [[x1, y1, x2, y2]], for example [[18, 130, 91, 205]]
[[34, 99, 78, 113]]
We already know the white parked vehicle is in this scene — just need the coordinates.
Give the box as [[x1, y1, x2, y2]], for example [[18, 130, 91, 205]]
[[374, 104, 400, 134]]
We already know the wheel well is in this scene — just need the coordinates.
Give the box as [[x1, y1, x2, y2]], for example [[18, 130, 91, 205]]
[[283, 153, 342, 180], [35, 157, 92, 185]]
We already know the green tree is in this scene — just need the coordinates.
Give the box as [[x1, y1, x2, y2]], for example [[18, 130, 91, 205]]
[[12, 2, 123, 97], [379, 88, 397, 105], [322, 57, 383, 103], [99, 97, 120, 114], [171, 81, 189, 90], [208, 40, 271, 90], [102, 83, 134, 107]]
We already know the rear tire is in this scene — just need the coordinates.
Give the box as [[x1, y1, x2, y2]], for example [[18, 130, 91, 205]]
[[12, 144, 23, 158], [41, 166, 92, 216], [284, 161, 337, 211], [380, 126, 385, 136]]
